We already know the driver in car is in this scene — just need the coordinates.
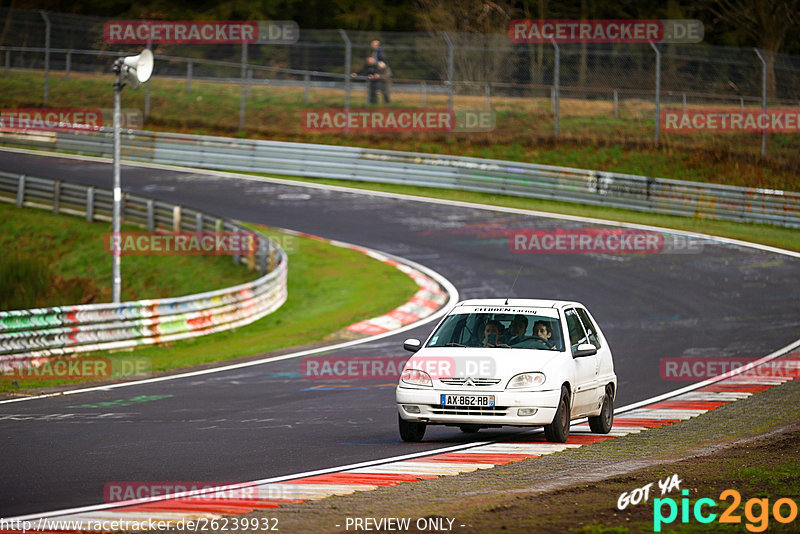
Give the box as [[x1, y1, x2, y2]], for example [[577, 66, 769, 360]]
[[531, 320, 557, 350]]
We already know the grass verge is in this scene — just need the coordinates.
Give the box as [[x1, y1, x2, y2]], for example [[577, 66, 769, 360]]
[[0, 201, 254, 309], [1, 71, 797, 191], [0, 220, 420, 394]]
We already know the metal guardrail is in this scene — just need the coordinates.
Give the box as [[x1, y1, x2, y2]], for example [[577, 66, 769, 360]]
[[2, 128, 798, 227], [0, 170, 288, 361]]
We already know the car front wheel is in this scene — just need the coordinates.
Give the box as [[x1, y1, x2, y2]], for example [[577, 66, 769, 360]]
[[543, 386, 570, 443], [398, 415, 426, 442], [588, 388, 614, 434]]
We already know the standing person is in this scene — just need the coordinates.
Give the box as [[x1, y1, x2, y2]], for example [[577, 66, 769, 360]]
[[370, 39, 388, 64], [376, 60, 391, 103], [352, 56, 379, 105]]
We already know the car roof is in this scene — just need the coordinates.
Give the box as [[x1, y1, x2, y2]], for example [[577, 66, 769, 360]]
[[454, 298, 583, 310]]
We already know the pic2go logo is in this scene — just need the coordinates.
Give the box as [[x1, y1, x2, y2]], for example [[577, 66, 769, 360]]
[[654, 489, 798, 532]]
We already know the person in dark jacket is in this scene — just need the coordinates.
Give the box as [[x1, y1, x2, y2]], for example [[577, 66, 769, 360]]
[[352, 56, 384, 105], [370, 40, 388, 64]]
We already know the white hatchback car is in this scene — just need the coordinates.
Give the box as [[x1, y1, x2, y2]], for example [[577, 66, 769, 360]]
[[396, 299, 617, 442]]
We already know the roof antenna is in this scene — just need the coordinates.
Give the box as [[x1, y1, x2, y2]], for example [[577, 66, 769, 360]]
[[505, 266, 523, 305]]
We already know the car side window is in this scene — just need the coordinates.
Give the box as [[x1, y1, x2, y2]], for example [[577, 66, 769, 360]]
[[576, 308, 601, 348], [565, 308, 589, 350]]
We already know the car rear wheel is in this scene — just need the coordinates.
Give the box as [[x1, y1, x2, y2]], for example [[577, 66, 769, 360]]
[[588, 388, 614, 434], [459, 424, 481, 433], [544, 386, 570, 443], [398, 415, 426, 442]]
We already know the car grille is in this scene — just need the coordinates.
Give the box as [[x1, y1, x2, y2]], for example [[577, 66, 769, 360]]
[[430, 406, 507, 416], [438, 377, 502, 386]]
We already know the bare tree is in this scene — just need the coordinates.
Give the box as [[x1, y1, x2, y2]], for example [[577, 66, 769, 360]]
[[710, 0, 800, 96], [0, 0, 17, 47], [415, 0, 514, 85]]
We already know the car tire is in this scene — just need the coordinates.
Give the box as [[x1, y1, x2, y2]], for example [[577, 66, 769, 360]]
[[459, 424, 481, 433], [398, 415, 426, 442], [588, 388, 614, 434], [544, 386, 570, 443]]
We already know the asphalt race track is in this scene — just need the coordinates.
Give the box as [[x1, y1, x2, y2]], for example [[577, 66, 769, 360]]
[[1, 150, 798, 517]]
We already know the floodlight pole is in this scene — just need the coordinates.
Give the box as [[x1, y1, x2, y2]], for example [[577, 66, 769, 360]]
[[112, 65, 124, 303], [109, 49, 152, 303]]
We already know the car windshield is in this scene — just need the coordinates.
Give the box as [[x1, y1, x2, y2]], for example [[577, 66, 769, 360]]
[[426, 306, 565, 351]]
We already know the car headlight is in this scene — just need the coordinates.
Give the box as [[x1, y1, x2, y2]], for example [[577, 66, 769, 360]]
[[400, 369, 433, 387], [506, 372, 546, 389]]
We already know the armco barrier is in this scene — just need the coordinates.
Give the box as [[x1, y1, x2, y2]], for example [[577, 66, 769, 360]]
[[1, 128, 798, 227], [0, 170, 288, 361]]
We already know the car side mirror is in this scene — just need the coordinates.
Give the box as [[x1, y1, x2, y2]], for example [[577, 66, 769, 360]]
[[573, 343, 597, 357], [403, 338, 422, 353]]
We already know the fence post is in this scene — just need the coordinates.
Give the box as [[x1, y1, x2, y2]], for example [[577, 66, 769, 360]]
[[40, 10, 51, 105], [65, 50, 71, 79], [172, 205, 182, 232], [303, 73, 310, 104], [339, 29, 351, 114], [443, 32, 454, 111], [485, 82, 490, 110], [421, 80, 427, 107], [146, 200, 155, 231], [613, 89, 618, 119], [86, 187, 94, 221], [195, 212, 203, 232], [754, 48, 767, 157], [649, 41, 661, 144], [239, 43, 248, 131], [186, 60, 192, 91], [259, 239, 269, 274], [553, 40, 559, 140], [53, 180, 61, 214], [682, 93, 687, 113], [16, 174, 26, 207]]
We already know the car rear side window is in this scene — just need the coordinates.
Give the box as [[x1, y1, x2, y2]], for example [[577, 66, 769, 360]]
[[565, 308, 588, 349], [576, 308, 602, 348]]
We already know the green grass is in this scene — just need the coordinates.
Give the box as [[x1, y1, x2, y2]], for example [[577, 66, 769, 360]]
[[246, 173, 800, 253], [0, 201, 255, 308], [1, 70, 798, 191], [1, 222, 419, 393]]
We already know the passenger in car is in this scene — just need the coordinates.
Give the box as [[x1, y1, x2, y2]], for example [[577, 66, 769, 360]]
[[483, 320, 504, 347], [505, 315, 529, 345]]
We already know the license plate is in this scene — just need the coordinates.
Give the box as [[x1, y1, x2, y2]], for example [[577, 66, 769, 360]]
[[440, 394, 495, 407]]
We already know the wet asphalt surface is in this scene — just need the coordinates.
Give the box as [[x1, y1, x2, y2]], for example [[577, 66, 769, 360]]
[[1, 150, 798, 516]]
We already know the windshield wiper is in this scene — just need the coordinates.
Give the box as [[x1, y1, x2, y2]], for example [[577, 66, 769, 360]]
[[445, 342, 466, 347]]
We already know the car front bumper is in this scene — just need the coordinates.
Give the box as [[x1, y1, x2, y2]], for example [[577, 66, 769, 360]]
[[396, 387, 560, 426]]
